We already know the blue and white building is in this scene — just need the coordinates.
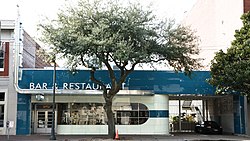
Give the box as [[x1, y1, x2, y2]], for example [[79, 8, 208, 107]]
[[0, 0, 249, 136], [15, 69, 246, 135]]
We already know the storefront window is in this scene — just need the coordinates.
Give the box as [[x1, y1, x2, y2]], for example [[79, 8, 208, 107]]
[[115, 103, 149, 125], [58, 103, 107, 125], [57, 103, 149, 125]]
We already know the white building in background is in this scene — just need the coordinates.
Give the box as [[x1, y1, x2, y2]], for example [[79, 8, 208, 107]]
[[183, 0, 243, 70], [182, 0, 250, 135]]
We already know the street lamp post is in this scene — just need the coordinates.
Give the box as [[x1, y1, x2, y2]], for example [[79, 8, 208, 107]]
[[50, 59, 56, 140]]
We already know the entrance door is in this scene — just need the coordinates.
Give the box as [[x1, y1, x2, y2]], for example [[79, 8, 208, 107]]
[[36, 111, 53, 133]]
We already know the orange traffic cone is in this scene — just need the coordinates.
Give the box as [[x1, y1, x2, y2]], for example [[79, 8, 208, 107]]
[[115, 129, 120, 140]]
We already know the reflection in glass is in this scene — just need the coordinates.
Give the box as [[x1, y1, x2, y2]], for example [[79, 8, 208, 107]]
[[58, 103, 149, 125], [37, 112, 45, 128], [0, 93, 4, 101], [58, 103, 107, 125]]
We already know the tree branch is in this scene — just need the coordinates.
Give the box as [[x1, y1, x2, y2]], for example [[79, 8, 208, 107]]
[[90, 67, 108, 98], [102, 57, 117, 95], [114, 61, 139, 92], [80, 54, 89, 68]]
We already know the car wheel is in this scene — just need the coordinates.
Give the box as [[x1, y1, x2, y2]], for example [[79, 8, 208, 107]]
[[198, 128, 203, 133]]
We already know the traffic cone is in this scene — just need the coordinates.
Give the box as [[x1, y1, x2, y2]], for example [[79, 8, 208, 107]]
[[115, 129, 120, 140]]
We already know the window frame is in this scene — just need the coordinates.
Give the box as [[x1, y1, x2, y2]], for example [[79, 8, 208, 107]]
[[0, 91, 6, 128]]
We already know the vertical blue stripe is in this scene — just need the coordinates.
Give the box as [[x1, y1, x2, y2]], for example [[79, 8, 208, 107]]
[[240, 96, 246, 134], [16, 94, 31, 135]]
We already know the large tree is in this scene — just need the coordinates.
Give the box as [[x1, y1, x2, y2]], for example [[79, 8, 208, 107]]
[[209, 11, 250, 95], [40, 0, 200, 138]]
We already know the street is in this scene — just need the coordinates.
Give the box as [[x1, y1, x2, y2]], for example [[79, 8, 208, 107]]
[[0, 133, 250, 141]]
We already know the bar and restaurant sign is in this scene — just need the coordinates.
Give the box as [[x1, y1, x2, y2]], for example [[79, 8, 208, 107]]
[[18, 69, 215, 95]]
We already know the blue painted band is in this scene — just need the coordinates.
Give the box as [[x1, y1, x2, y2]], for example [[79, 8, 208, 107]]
[[18, 70, 215, 95], [149, 110, 169, 118]]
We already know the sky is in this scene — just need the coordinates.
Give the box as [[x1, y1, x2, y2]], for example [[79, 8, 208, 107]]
[[0, 0, 197, 40]]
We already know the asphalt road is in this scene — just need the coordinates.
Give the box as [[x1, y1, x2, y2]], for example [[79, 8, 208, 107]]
[[0, 133, 250, 141]]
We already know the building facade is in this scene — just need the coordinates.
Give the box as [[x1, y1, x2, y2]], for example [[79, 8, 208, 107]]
[[1, 0, 249, 136], [0, 20, 50, 135], [16, 69, 218, 135], [183, 0, 250, 135], [0, 20, 16, 135], [183, 0, 244, 70]]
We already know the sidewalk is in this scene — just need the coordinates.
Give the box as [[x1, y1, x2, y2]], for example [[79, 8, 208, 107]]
[[1, 133, 250, 141]]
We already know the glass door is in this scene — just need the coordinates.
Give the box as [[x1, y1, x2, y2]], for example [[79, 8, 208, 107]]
[[36, 111, 54, 133]]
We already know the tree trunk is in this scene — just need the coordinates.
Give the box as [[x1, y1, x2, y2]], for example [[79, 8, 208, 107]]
[[105, 99, 115, 139]]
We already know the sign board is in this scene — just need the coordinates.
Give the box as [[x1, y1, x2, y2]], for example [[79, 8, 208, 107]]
[[7, 121, 14, 128]]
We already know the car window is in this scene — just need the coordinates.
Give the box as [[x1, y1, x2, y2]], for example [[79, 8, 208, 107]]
[[211, 122, 219, 128], [204, 121, 219, 127]]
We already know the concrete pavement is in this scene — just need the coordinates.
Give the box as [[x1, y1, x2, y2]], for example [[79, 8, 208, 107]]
[[1, 133, 250, 141]]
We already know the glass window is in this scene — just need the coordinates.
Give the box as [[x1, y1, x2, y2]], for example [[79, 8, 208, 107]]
[[58, 103, 107, 125], [0, 50, 4, 69], [57, 102, 149, 125], [0, 93, 4, 101], [36, 104, 52, 109], [0, 105, 4, 127], [115, 103, 149, 125]]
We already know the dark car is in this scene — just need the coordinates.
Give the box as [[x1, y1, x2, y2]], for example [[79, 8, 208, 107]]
[[195, 121, 223, 134]]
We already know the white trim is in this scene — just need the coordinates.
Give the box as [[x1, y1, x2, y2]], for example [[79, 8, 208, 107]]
[[16, 88, 154, 96], [0, 89, 7, 133], [57, 118, 169, 135]]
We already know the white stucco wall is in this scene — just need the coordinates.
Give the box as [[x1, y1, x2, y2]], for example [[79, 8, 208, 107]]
[[183, 0, 243, 70], [36, 94, 170, 135], [0, 20, 17, 135]]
